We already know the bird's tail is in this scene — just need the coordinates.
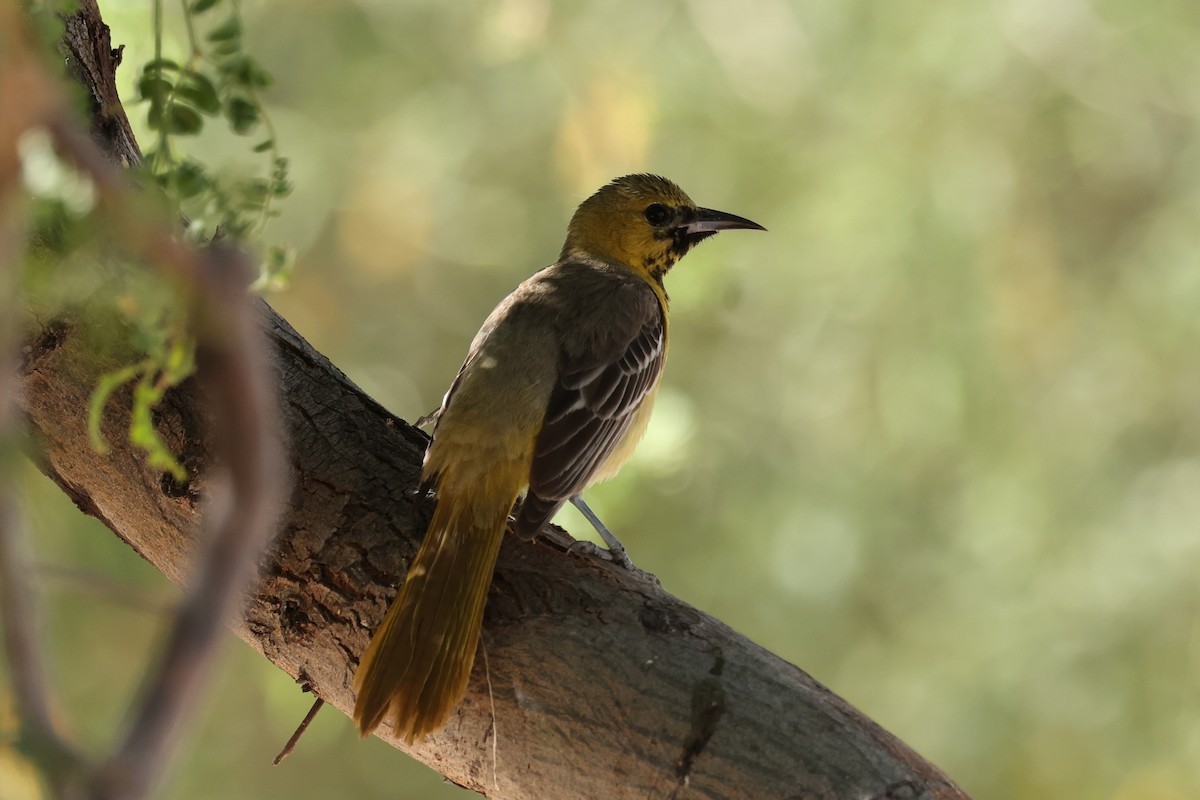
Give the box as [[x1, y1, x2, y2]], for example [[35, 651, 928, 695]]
[[353, 482, 513, 742]]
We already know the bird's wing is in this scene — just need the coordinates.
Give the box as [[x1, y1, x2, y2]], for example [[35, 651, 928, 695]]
[[516, 282, 665, 534]]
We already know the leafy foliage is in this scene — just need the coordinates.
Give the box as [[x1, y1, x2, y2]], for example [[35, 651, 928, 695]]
[[70, 1, 294, 486], [138, 0, 293, 285]]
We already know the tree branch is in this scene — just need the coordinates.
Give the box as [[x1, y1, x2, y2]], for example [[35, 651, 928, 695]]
[[13, 2, 972, 798]]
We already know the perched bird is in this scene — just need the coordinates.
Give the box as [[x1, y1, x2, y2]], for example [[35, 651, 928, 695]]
[[353, 174, 764, 742]]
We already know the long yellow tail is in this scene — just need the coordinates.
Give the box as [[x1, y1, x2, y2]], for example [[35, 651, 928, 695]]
[[353, 484, 513, 742]]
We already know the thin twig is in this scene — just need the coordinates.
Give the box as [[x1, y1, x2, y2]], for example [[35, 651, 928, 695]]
[[272, 697, 325, 766]]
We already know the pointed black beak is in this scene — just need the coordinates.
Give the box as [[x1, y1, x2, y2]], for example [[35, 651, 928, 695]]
[[684, 207, 766, 236]]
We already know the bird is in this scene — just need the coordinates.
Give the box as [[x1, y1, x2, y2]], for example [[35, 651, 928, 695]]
[[352, 173, 764, 742]]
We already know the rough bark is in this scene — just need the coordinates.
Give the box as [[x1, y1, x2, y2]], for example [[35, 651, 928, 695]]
[[14, 2, 973, 798]]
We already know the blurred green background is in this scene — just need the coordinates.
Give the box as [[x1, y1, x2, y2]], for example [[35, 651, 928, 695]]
[[5, 0, 1200, 798]]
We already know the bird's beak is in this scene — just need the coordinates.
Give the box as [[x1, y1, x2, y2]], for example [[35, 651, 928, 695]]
[[684, 207, 767, 235]]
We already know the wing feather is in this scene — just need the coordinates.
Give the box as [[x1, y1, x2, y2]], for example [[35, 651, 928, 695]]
[[513, 280, 666, 538]]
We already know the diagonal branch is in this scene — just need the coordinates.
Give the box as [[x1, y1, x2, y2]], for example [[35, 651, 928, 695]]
[[11, 1, 972, 798]]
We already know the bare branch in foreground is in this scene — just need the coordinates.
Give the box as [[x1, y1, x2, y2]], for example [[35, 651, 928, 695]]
[[0, 0, 89, 788], [91, 245, 286, 800], [3, 2, 287, 798]]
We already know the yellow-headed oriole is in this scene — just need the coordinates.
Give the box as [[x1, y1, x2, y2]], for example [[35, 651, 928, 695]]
[[353, 174, 763, 742]]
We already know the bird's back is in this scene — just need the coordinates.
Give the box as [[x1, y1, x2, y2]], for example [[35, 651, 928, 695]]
[[426, 259, 662, 484]]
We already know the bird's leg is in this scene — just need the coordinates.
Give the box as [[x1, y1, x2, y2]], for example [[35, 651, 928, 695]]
[[568, 495, 636, 570]]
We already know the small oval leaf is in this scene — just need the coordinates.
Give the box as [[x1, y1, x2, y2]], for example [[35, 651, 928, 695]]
[[177, 71, 221, 114], [224, 96, 260, 134], [138, 74, 173, 103], [223, 55, 273, 88], [165, 104, 204, 135], [206, 15, 242, 42], [143, 58, 181, 73], [172, 161, 209, 199]]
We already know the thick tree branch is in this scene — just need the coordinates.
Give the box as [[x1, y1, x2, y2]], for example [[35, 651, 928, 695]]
[[13, 2, 972, 798]]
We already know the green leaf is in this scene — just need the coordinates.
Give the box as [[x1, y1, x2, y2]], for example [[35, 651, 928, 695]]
[[176, 71, 221, 114], [252, 139, 274, 153], [224, 96, 259, 134], [223, 55, 273, 88], [130, 376, 186, 482], [237, 178, 271, 207], [252, 244, 296, 291], [220, 216, 253, 237], [206, 15, 242, 43], [267, 244, 288, 269], [210, 40, 242, 58], [88, 364, 144, 453], [143, 58, 181, 73], [164, 104, 204, 135], [129, 312, 169, 356], [190, 0, 222, 13], [171, 161, 209, 199], [162, 339, 197, 384], [138, 74, 173, 104], [147, 102, 165, 131]]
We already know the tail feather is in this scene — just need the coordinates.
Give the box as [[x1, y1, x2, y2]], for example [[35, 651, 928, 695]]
[[353, 488, 512, 742]]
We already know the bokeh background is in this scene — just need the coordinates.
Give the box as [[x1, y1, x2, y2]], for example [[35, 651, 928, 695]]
[[5, 0, 1200, 798]]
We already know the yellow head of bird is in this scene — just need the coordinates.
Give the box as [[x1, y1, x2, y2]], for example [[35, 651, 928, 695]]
[[561, 174, 765, 282]]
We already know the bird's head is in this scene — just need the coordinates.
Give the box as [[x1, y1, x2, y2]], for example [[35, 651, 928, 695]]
[[561, 174, 764, 283]]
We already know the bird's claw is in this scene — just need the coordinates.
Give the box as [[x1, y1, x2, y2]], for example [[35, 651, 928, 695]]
[[565, 538, 631, 569], [565, 538, 659, 584]]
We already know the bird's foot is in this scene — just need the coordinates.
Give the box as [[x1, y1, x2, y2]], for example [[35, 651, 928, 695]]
[[566, 537, 636, 571], [569, 495, 635, 568], [566, 495, 660, 582]]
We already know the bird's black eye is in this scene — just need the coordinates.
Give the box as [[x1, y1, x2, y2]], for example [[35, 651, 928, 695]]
[[643, 203, 671, 227]]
